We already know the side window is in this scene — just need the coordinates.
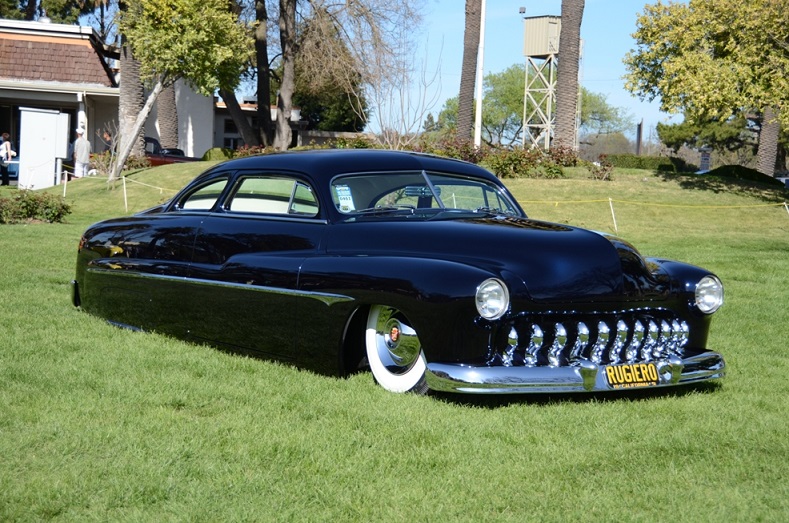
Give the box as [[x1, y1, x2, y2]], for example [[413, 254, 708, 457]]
[[180, 179, 229, 210], [289, 182, 319, 215], [227, 176, 319, 217]]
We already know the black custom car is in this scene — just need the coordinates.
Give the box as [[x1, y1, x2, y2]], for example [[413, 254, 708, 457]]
[[72, 149, 725, 394]]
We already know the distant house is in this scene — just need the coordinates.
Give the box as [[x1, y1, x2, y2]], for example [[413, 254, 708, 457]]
[[0, 19, 212, 187], [1, 19, 365, 187], [0, 19, 118, 132], [214, 97, 366, 150]]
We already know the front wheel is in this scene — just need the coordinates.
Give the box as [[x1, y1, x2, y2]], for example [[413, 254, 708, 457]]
[[365, 305, 428, 394]]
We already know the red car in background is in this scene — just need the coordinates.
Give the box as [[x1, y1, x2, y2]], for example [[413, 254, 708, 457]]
[[144, 137, 201, 166]]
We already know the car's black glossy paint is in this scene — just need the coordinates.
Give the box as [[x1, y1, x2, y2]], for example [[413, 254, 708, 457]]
[[73, 149, 725, 393]]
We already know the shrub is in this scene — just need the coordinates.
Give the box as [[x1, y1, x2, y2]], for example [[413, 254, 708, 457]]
[[605, 154, 694, 172], [483, 148, 540, 178], [547, 144, 579, 167], [0, 190, 72, 224], [587, 155, 615, 181], [412, 136, 489, 164], [333, 136, 378, 149], [124, 154, 151, 171], [202, 147, 235, 161], [90, 151, 113, 177], [233, 145, 276, 158], [482, 147, 566, 179]]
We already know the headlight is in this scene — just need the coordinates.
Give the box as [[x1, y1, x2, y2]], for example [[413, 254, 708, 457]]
[[475, 278, 510, 320], [695, 275, 724, 314]]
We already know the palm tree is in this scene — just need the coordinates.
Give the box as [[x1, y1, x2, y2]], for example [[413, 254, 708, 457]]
[[157, 84, 179, 149], [554, 0, 584, 149], [758, 107, 780, 176], [117, 40, 145, 167], [457, 0, 481, 140]]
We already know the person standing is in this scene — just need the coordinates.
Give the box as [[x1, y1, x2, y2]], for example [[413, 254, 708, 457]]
[[73, 127, 91, 178], [1, 132, 17, 186]]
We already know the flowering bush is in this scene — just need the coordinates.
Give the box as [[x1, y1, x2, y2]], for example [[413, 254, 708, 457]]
[[0, 190, 72, 224]]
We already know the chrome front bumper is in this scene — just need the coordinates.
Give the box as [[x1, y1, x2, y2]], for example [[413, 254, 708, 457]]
[[425, 352, 725, 394]]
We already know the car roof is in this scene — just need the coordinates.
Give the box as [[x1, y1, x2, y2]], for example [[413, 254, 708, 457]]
[[201, 149, 500, 183]]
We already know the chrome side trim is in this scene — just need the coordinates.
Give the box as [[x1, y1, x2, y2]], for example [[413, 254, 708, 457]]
[[84, 267, 354, 306], [425, 352, 725, 394]]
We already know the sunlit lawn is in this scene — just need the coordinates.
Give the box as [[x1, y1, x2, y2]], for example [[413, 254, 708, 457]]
[[1, 162, 788, 521]]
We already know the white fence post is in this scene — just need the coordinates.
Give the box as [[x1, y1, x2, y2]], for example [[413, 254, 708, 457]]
[[609, 198, 618, 233]]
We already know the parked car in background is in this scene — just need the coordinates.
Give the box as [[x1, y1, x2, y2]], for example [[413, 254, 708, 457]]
[[71, 149, 725, 394], [144, 137, 200, 166]]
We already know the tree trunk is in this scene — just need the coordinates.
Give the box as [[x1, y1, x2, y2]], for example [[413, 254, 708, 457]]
[[757, 106, 780, 176], [256, 0, 274, 147], [554, 0, 585, 149], [112, 79, 165, 180], [219, 89, 261, 148], [24, 0, 36, 20], [274, 0, 296, 151], [158, 83, 179, 149], [457, 0, 481, 141], [114, 41, 145, 181]]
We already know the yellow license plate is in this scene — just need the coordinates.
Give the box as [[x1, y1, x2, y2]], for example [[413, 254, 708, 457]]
[[605, 362, 659, 389]]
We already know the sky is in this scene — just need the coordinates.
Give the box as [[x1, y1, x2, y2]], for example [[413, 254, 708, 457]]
[[417, 0, 675, 134]]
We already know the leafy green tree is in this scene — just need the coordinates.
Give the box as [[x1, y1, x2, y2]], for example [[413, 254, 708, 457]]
[[624, 0, 788, 175], [481, 64, 526, 146], [113, 0, 251, 179], [1, 0, 95, 22], [436, 97, 458, 136], [579, 132, 633, 160], [580, 89, 634, 136], [432, 65, 632, 148], [656, 118, 752, 153], [0, 0, 22, 19]]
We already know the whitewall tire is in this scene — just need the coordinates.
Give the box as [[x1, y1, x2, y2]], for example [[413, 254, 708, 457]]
[[365, 305, 428, 394]]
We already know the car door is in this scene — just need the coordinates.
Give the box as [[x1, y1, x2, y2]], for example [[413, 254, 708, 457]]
[[78, 176, 231, 334], [183, 173, 326, 359]]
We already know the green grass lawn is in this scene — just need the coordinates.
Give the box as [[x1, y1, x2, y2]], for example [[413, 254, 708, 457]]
[[1, 162, 788, 521]]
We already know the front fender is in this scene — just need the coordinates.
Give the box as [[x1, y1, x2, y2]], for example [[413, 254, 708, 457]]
[[298, 256, 500, 362]]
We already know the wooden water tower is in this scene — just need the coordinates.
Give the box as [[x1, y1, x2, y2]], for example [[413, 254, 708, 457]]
[[521, 15, 583, 149], [522, 16, 561, 149]]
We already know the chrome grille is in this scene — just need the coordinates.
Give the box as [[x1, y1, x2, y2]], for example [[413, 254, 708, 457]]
[[490, 310, 689, 368]]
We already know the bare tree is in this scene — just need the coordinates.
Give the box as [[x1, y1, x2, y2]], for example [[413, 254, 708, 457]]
[[554, 0, 584, 149], [219, 88, 261, 147], [274, 0, 296, 150], [210, 1, 427, 151], [366, 37, 442, 150], [457, 0, 481, 140], [255, 0, 273, 147], [274, 1, 427, 147]]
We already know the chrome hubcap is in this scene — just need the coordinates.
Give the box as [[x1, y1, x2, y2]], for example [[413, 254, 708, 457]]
[[373, 306, 421, 374]]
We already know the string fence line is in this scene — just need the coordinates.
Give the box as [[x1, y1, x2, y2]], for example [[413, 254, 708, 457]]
[[518, 198, 789, 233], [61, 178, 789, 226], [121, 176, 180, 212]]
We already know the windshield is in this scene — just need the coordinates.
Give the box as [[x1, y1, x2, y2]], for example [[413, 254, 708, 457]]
[[330, 170, 521, 217]]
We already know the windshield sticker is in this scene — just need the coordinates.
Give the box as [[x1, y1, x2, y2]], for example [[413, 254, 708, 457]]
[[335, 185, 355, 212]]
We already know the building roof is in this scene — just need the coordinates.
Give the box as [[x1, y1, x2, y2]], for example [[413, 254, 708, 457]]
[[0, 20, 116, 89]]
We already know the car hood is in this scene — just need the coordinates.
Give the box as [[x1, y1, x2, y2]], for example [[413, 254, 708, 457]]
[[327, 215, 667, 303]]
